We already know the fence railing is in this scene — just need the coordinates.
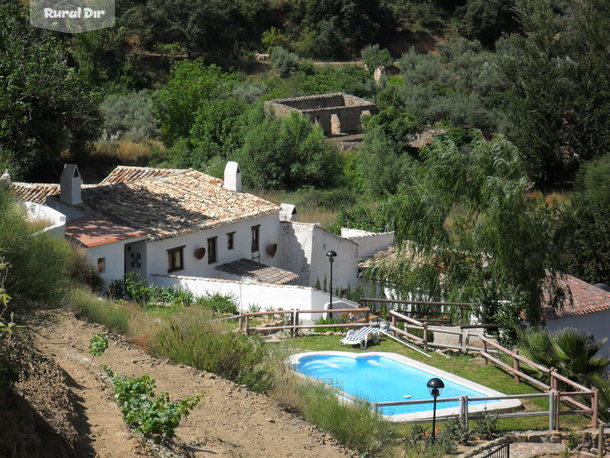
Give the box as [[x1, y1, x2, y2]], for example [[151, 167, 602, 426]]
[[384, 310, 599, 428], [481, 440, 510, 458], [477, 335, 598, 428], [229, 307, 372, 336], [361, 297, 483, 325], [387, 309, 490, 353]]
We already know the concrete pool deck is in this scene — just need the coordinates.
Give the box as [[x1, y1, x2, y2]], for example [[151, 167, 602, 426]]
[[290, 351, 522, 422]]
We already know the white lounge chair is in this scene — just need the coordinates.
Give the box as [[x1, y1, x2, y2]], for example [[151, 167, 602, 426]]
[[340, 326, 380, 349]]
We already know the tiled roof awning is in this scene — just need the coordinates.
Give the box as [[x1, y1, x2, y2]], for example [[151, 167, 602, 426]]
[[65, 216, 147, 248], [216, 258, 299, 285]]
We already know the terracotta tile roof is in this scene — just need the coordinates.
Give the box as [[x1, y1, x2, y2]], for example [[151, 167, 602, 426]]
[[546, 275, 610, 319], [215, 258, 299, 285], [358, 243, 423, 270], [65, 216, 147, 248], [10, 182, 60, 204], [75, 168, 280, 241], [99, 166, 185, 184]]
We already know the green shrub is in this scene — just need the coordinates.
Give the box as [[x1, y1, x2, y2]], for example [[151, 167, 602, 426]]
[[195, 292, 238, 314], [270, 47, 299, 77], [71, 288, 131, 335], [100, 90, 159, 142], [313, 189, 357, 211], [361, 44, 393, 72], [89, 333, 108, 356], [314, 317, 349, 333], [104, 367, 201, 443], [473, 412, 499, 440], [298, 382, 391, 455], [0, 189, 74, 307], [152, 308, 273, 393]]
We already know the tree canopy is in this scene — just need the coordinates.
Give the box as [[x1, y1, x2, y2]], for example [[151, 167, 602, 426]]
[[369, 135, 566, 343], [0, 3, 101, 179]]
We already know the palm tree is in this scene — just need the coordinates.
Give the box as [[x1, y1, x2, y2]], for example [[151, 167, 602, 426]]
[[518, 327, 609, 384]]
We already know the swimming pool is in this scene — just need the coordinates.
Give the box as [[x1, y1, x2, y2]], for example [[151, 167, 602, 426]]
[[291, 351, 521, 422]]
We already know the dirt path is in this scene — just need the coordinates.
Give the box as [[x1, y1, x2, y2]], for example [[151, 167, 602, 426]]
[[35, 311, 351, 457]]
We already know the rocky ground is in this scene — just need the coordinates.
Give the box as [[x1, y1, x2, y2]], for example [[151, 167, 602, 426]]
[[26, 310, 353, 457]]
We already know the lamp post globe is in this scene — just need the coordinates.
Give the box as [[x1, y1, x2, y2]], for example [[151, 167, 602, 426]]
[[326, 250, 337, 318], [427, 378, 444, 442]]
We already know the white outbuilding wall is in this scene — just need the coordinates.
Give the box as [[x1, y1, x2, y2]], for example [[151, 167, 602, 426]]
[[22, 202, 66, 237], [150, 273, 360, 320], [277, 222, 358, 291], [546, 310, 610, 356], [340, 228, 394, 259]]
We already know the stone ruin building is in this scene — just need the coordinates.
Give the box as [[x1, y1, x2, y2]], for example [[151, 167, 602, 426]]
[[264, 93, 378, 137]]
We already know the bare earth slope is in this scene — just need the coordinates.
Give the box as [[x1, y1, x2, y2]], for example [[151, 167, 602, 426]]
[[34, 311, 351, 458]]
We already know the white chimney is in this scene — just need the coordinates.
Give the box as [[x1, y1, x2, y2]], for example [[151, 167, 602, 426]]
[[60, 164, 82, 205], [223, 161, 242, 192], [280, 203, 298, 222], [0, 170, 11, 189]]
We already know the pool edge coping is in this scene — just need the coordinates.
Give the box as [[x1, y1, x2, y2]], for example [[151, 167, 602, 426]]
[[290, 351, 523, 422]]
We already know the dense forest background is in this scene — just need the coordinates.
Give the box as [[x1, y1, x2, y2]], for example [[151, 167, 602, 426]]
[[0, 0, 608, 334]]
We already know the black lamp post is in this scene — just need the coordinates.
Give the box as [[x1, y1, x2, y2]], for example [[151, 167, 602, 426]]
[[427, 377, 445, 442], [326, 250, 337, 318]]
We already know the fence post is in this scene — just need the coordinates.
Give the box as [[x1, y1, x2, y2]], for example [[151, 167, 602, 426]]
[[239, 315, 243, 332], [513, 349, 521, 383], [294, 310, 299, 337], [549, 390, 556, 431], [423, 322, 428, 351], [555, 391, 561, 430], [245, 315, 250, 336], [365, 308, 370, 324], [598, 420, 604, 458], [373, 402, 378, 416], [291, 309, 296, 338], [592, 387, 599, 427], [391, 313, 396, 337], [550, 368, 557, 391], [483, 338, 488, 365], [459, 331, 464, 352]]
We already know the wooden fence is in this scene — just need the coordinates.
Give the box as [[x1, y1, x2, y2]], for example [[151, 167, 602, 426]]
[[387, 309, 489, 353], [232, 307, 372, 336], [383, 309, 599, 428]]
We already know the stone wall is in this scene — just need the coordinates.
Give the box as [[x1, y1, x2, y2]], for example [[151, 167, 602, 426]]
[[264, 93, 378, 136]]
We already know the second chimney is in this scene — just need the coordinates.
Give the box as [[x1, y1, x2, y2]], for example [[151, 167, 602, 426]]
[[223, 161, 242, 192], [60, 164, 82, 205]]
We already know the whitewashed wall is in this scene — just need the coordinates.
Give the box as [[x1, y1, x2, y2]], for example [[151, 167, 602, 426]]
[[22, 202, 66, 237], [146, 212, 281, 280], [341, 228, 394, 259], [277, 222, 358, 291], [546, 311, 610, 356], [86, 240, 137, 284], [150, 273, 360, 321]]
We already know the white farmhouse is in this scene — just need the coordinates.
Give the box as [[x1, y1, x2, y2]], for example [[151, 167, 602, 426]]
[[8, 163, 393, 313]]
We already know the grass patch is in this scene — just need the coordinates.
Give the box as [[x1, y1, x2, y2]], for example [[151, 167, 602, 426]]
[[299, 382, 392, 455], [71, 288, 134, 335], [151, 307, 274, 393]]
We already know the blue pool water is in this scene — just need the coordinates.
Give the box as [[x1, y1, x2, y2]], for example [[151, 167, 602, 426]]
[[293, 354, 500, 416]]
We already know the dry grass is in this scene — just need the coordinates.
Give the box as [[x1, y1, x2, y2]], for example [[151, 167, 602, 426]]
[[256, 189, 353, 228], [91, 140, 164, 164]]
